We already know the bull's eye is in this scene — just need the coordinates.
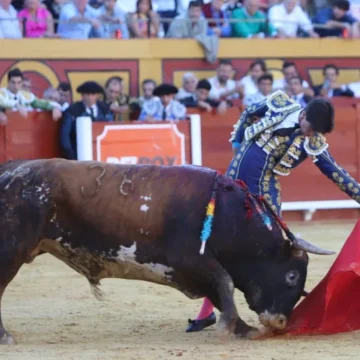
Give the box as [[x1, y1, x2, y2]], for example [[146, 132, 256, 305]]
[[285, 270, 300, 287]]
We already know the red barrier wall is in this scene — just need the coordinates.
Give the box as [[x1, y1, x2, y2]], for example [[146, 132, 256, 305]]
[[1, 104, 360, 220]]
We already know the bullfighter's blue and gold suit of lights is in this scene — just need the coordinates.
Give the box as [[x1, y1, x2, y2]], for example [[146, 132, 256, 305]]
[[227, 90, 360, 216]]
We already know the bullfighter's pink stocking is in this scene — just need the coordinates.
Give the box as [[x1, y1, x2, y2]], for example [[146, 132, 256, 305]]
[[196, 297, 214, 320]]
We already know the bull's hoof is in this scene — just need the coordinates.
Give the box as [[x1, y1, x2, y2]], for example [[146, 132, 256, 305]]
[[186, 312, 216, 332], [0, 332, 16, 345]]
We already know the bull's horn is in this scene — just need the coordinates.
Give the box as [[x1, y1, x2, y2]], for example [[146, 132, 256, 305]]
[[292, 237, 335, 256]]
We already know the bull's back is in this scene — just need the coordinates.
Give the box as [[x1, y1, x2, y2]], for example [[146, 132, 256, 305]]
[[50, 160, 216, 245]]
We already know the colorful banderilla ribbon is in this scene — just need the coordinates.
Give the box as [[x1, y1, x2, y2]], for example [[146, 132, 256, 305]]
[[199, 173, 218, 255]]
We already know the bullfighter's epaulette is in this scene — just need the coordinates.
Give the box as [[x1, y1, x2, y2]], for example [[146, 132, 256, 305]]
[[304, 133, 328, 156], [244, 91, 301, 142]]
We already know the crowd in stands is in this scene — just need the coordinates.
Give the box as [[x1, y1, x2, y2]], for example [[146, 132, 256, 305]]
[[0, 59, 359, 157], [1, 0, 360, 39]]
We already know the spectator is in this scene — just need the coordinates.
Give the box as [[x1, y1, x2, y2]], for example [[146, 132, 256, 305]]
[[43, 87, 60, 102], [104, 76, 130, 120], [238, 59, 267, 98], [151, 0, 180, 34], [129, 79, 157, 115], [167, 0, 208, 38], [60, 81, 113, 160], [224, 0, 242, 14], [268, 0, 319, 38], [273, 61, 314, 96], [0, 68, 62, 123], [128, 0, 160, 38], [243, 73, 274, 106], [18, 0, 55, 38], [138, 79, 157, 105], [0, 0, 22, 38], [208, 59, 240, 100], [181, 78, 230, 114], [231, 0, 276, 38], [176, 72, 198, 100], [312, 0, 356, 37], [57, 0, 102, 39], [138, 83, 187, 121], [57, 82, 72, 112], [313, 64, 354, 98], [202, 0, 232, 37], [22, 77, 32, 92], [97, 0, 129, 38], [288, 75, 313, 107]]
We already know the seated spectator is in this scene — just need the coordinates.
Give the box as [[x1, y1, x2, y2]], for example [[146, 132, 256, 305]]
[[231, 0, 276, 38], [18, 0, 55, 38], [0, 68, 62, 122], [288, 76, 313, 107], [208, 59, 240, 100], [138, 83, 187, 121], [152, 0, 179, 35], [312, 0, 356, 37], [202, 0, 232, 37], [238, 59, 266, 98], [22, 77, 32, 92], [0, 0, 22, 38], [268, 0, 319, 38], [313, 64, 354, 98], [243, 73, 273, 106], [57, 82, 72, 112], [167, 0, 208, 38], [43, 87, 60, 102], [138, 79, 157, 105], [104, 76, 130, 121], [181, 78, 230, 114], [117, 0, 136, 14], [60, 81, 113, 160], [128, 0, 160, 38], [57, 0, 102, 39], [273, 61, 314, 96], [97, 0, 129, 38], [176, 72, 198, 100]]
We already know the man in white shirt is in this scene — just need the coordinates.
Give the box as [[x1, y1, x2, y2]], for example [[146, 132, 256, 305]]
[[238, 59, 267, 98], [57, 0, 102, 39], [208, 59, 240, 100], [268, 0, 319, 38], [176, 72, 198, 100], [0, 0, 22, 38]]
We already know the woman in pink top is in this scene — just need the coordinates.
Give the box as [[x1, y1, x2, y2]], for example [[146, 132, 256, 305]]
[[18, 0, 54, 38]]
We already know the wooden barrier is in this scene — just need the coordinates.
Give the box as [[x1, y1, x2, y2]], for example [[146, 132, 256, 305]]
[[1, 104, 360, 220]]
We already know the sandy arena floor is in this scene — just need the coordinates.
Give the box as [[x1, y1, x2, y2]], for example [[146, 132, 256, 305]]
[[1, 220, 360, 360]]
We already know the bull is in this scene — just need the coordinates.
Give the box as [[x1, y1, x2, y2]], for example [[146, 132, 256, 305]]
[[0, 159, 333, 344]]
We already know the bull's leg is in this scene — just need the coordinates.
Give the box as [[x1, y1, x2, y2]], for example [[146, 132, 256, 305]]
[[170, 256, 239, 337], [0, 252, 27, 345]]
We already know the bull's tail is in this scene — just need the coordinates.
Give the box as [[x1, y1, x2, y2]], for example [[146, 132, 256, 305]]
[[89, 280, 106, 300]]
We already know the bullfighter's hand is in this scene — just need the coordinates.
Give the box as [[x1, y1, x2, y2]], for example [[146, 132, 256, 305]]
[[52, 108, 62, 121]]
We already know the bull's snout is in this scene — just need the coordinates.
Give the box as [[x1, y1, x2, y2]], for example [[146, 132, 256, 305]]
[[259, 311, 287, 330]]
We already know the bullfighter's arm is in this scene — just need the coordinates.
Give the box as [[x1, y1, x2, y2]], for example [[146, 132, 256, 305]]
[[0, 89, 18, 109], [229, 99, 268, 153], [313, 149, 360, 202], [59, 112, 77, 160]]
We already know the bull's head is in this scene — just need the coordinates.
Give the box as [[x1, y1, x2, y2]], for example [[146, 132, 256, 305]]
[[242, 236, 334, 331]]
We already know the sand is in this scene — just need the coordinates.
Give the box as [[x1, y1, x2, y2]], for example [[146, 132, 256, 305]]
[[0, 220, 359, 360]]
